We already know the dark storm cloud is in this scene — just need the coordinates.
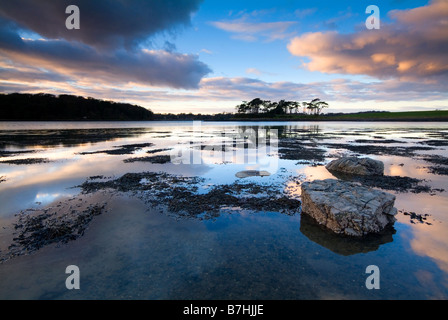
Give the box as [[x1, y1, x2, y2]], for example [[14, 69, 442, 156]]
[[0, 0, 211, 89], [0, 0, 203, 50], [0, 29, 211, 89]]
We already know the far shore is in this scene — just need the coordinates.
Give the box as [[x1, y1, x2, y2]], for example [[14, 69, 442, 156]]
[[230, 110, 448, 122], [1, 110, 448, 122], [1, 93, 447, 122]]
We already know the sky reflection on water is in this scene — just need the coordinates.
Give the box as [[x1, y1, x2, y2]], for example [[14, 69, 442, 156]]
[[0, 121, 447, 299]]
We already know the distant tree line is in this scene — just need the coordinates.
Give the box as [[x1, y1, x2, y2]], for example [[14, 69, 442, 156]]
[[0, 93, 335, 121], [0, 93, 154, 120], [235, 98, 329, 116], [153, 112, 234, 121]]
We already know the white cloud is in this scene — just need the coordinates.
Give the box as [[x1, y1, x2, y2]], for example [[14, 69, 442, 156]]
[[210, 15, 297, 42], [294, 8, 317, 19], [200, 49, 213, 55]]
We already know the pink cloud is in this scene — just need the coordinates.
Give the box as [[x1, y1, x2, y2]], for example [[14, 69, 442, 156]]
[[287, 0, 448, 81]]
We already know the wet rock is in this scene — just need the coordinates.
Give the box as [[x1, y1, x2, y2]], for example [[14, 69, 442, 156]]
[[353, 139, 402, 144], [235, 170, 270, 178], [6, 203, 105, 259], [89, 175, 105, 180], [321, 142, 434, 157], [325, 156, 384, 176], [418, 139, 448, 147], [146, 148, 172, 154], [419, 155, 448, 176], [123, 155, 171, 164], [426, 165, 448, 176], [79, 172, 202, 194], [420, 154, 448, 166], [0, 150, 38, 158], [401, 210, 432, 225], [301, 179, 397, 237], [327, 169, 442, 193], [166, 184, 300, 217], [278, 139, 327, 162], [78, 172, 299, 218]]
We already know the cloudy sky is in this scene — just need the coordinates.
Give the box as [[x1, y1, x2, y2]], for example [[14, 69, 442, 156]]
[[1, 0, 447, 114]]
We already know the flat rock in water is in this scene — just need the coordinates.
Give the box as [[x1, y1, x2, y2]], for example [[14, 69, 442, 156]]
[[325, 156, 384, 176], [301, 179, 397, 237], [235, 170, 271, 178]]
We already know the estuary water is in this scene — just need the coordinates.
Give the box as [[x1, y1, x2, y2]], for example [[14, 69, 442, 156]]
[[0, 121, 447, 299]]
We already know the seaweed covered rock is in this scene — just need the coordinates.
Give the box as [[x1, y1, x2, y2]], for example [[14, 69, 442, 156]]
[[326, 156, 384, 176], [301, 179, 397, 237]]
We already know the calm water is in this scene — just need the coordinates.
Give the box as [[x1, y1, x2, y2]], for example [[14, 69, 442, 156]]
[[0, 121, 447, 299]]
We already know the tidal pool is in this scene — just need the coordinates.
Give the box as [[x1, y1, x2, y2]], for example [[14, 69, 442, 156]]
[[0, 121, 447, 299]]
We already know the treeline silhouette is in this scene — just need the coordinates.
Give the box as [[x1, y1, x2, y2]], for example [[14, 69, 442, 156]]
[[0, 93, 154, 120], [153, 113, 234, 121]]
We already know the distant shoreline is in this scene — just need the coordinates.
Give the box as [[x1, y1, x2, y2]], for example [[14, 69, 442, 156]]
[[152, 110, 448, 122], [228, 110, 448, 122], [1, 93, 447, 122], [1, 119, 448, 122], [1, 117, 448, 122]]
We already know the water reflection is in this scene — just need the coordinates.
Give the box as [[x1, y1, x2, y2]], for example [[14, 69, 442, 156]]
[[0, 121, 448, 299], [411, 222, 448, 274], [395, 192, 448, 277], [0, 127, 151, 149], [300, 214, 395, 256]]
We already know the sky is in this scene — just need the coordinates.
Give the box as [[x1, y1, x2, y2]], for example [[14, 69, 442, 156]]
[[0, 0, 447, 114]]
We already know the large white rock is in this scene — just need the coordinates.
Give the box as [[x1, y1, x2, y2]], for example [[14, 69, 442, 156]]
[[325, 157, 384, 176], [301, 179, 397, 237]]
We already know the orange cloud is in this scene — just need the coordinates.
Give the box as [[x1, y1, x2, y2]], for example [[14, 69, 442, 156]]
[[287, 0, 448, 81], [371, 53, 396, 66]]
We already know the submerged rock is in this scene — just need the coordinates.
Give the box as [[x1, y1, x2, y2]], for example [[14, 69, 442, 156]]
[[235, 170, 270, 178], [301, 179, 397, 237], [325, 156, 384, 176]]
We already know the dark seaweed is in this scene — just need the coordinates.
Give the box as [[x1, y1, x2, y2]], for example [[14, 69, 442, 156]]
[[0, 158, 51, 165], [78, 143, 154, 155]]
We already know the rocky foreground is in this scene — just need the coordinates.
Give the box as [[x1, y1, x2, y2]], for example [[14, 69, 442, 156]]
[[301, 178, 397, 237], [301, 156, 399, 236]]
